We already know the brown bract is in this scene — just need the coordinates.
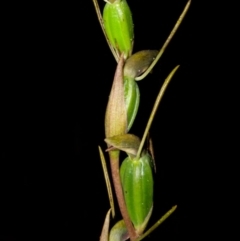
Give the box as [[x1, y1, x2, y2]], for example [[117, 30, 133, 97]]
[[105, 54, 128, 139]]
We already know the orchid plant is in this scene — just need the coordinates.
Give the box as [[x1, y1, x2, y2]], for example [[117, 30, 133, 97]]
[[92, 1, 191, 240]]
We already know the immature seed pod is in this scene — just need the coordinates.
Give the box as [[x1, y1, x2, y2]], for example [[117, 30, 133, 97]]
[[120, 152, 154, 234], [103, 0, 134, 59], [124, 77, 139, 131]]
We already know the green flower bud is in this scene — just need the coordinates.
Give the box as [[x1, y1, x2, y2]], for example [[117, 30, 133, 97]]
[[124, 50, 159, 80], [120, 152, 154, 234], [103, 0, 134, 59], [123, 50, 158, 131]]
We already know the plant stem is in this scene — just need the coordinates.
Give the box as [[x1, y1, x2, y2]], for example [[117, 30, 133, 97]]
[[109, 150, 138, 241]]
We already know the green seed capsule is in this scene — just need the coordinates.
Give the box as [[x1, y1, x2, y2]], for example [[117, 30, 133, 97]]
[[124, 77, 139, 131], [103, 0, 134, 59], [120, 152, 154, 234]]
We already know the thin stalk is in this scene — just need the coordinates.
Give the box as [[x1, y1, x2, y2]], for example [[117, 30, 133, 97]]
[[99, 146, 115, 218], [135, 0, 191, 81], [109, 150, 138, 240], [92, 0, 119, 62], [137, 65, 180, 159], [135, 205, 177, 241]]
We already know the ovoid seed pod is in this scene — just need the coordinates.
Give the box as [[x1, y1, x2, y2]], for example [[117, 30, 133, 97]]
[[124, 78, 140, 131], [120, 152, 154, 234], [103, 0, 134, 59]]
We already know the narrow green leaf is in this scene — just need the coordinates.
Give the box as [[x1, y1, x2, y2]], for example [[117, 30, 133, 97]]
[[137, 65, 180, 159], [99, 146, 115, 218]]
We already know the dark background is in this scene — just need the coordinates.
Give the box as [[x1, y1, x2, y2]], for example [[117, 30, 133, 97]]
[[1, 0, 212, 240]]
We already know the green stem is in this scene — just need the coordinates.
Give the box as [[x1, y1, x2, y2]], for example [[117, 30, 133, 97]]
[[109, 150, 138, 241]]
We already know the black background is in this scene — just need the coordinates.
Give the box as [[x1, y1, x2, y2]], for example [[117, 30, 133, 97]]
[[1, 0, 214, 240]]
